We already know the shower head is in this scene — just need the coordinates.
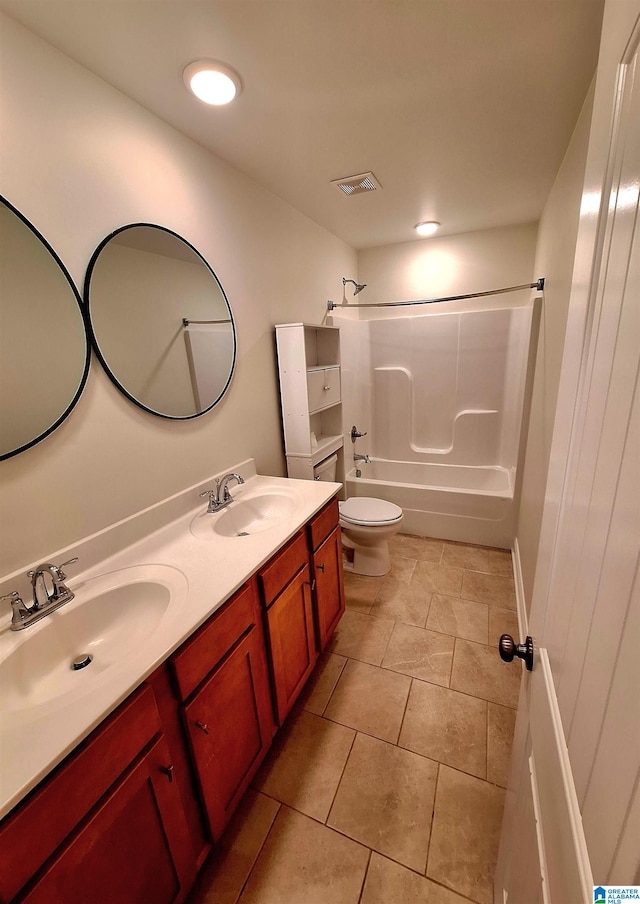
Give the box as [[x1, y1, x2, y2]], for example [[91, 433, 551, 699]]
[[343, 277, 367, 296]]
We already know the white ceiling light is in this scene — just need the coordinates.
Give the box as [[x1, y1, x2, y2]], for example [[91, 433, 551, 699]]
[[183, 60, 242, 106], [415, 221, 440, 237]]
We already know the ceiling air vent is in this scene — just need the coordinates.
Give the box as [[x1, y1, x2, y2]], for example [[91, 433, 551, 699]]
[[331, 172, 382, 196]]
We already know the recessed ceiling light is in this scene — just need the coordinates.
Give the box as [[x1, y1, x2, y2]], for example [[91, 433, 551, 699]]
[[415, 221, 440, 236], [183, 60, 242, 106]]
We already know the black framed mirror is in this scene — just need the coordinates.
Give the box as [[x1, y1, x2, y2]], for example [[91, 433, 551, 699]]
[[84, 224, 236, 419], [0, 197, 90, 461]]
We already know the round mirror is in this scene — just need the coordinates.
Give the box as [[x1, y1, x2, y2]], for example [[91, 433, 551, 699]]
[[84, 224, 236, 419], [0, 197, 90, 461]]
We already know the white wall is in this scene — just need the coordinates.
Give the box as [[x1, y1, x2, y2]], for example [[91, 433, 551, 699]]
[[0, 15, 355, 577], [357, 222, 538, 314], [516, 80, 596, 605]]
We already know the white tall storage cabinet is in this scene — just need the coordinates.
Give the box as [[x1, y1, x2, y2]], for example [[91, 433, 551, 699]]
[[275, 323, 344, 482]]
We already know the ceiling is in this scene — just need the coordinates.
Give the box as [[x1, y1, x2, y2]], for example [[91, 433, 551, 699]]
[[0, 1, 604, 250]]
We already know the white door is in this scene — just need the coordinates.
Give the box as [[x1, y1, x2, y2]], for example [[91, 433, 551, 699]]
[[495, 4, 640, 902]]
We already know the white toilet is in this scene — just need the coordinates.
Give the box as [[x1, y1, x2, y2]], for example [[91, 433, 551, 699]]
[[313, 454, 404, 577], [338, 497, 404, 576]]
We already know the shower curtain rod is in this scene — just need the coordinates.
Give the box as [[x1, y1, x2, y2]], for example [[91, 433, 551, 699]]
[[326, 277, 545, 311], [182, 317, 232, 326]]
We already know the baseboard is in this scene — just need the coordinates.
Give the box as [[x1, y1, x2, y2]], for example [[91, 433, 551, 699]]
[[511, 537, 528, 637]]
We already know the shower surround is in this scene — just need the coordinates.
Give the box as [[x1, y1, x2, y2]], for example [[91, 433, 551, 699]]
[[337, 302, 537, 547]]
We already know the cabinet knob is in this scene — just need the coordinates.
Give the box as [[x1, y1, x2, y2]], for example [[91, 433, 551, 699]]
[[195, 721, 210, 735], [160, 764, 174, 783], [316, 563, 325, 573], [323, 385, 330, 391]]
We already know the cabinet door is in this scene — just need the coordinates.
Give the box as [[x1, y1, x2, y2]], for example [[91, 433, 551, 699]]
[[266, 565, 318, 724], [307, 367, 340, 412], [183, 624, 273, 841], [313, 527, 346, 651], [21, 736, 196, 904]]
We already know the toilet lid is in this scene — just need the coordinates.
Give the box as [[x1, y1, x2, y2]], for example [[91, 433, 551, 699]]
[[339, 497, 403, 526]]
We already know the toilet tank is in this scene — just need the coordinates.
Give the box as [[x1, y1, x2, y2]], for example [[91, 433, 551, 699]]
[[313, 453, 338, 482]]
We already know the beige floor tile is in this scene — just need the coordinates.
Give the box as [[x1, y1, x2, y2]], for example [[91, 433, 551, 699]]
[[328, 609, 395, 665], [324, 659, 411, 743], [388, 554, 418, 583], [427, 766, 505, 904], [382, 622, 454, 687], [369, 578, 432, 628], [390, 533, 443, 563], [239, 806, 369, 904], [413, 561, 464, 596], [461, 571, 516, 608], [488, 548, 513, 576], [252, 709, 355, 822], [343, 572, 379, 614], [299, 652, 347, 716], [442, 542, 490, 572], [189, 790, 279, 904], [450, 639, 520, 708], [426, 593, 488, 644], [488, 607, 519, 649], [361, 853, 474, 904], [487, 703, 517, 787], [328, 733, 437, 873], [399, 680, 487, 779]]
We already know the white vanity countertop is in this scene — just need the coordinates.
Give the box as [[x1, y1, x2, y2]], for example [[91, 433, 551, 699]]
[[0, 460, 340, 819]]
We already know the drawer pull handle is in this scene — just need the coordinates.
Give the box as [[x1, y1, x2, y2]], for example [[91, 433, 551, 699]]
[[160, 764, 174, 783], [195, 721, 210, 735], [316, 563, 325, 573]]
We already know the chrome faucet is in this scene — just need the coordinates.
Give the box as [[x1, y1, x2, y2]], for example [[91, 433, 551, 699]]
[[1, 557, 78, 630], [200, 473, 246, 514], [353, 453, 371, 464]]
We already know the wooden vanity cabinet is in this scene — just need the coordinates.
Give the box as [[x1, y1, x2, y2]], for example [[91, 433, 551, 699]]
[[0, 494, 345, 903], [308, 498, 345, 651], [171, 579, 275, 843], [258, 531, 318, 725], [0, 686, 196, 904]]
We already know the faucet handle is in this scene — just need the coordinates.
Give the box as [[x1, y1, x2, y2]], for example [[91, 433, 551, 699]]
[[200, 483, 220, 513], [1, 591, 30, 627], [350, 425, 368, 443], [1, 591, 22, 605], [57, 557, 79, 580]]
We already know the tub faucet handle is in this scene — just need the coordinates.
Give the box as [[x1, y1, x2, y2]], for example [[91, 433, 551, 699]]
[[351, 425, 367, 443]]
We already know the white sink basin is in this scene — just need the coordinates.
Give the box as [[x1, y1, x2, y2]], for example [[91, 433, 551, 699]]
[[191, 488, 303, 539], [0, 564, 187, 714]]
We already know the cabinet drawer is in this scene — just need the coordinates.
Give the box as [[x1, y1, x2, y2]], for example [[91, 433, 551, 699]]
[[258, 530, 308, 606], [307, 367, 340, 413], [0, 685, 161, 904], [171, 580, 258, 701], [308, 496, 340, 551]]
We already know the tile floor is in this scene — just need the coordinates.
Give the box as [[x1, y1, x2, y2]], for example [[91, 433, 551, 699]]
[[188, 534, 521, 904]]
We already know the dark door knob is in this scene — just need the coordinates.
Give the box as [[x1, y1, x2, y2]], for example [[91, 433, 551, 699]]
[[499, 634, 534, 671]]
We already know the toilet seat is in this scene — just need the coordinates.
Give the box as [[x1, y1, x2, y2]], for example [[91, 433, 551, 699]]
[[339, 497, 403, 527]]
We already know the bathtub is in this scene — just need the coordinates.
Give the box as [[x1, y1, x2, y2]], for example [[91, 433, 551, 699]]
[[345, 458, 514, 548]]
